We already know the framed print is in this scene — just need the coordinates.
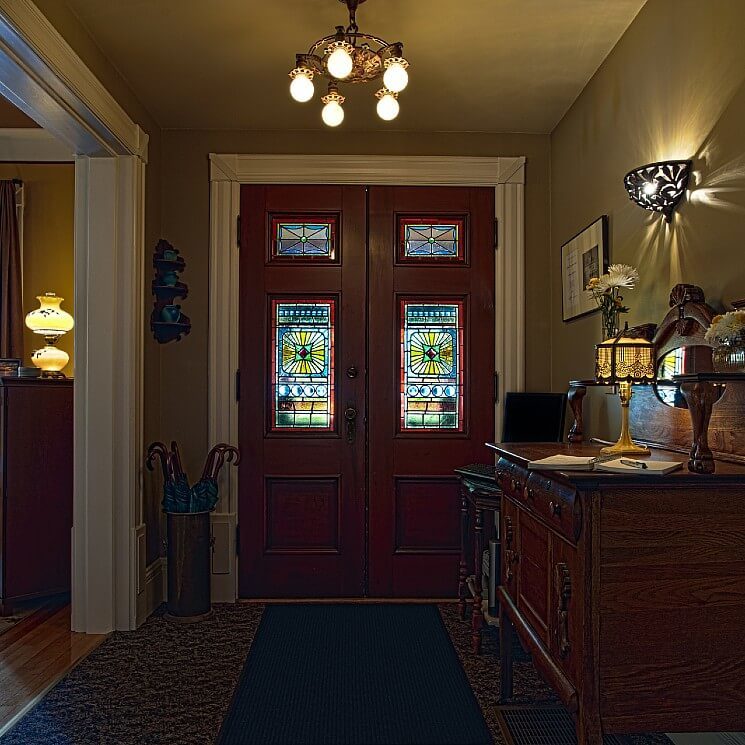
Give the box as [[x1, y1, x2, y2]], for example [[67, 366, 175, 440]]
[[0, 358, 20, 377], [561, 216, 609, 322]]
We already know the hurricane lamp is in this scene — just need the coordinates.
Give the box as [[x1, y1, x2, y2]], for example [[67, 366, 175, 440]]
[[25, 292, 74, 376]]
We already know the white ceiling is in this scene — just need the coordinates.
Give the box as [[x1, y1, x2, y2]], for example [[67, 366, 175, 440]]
[[64, 0, 645, 133]]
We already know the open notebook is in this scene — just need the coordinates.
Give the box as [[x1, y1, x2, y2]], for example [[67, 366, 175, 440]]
[[528, 454, 684, 474]]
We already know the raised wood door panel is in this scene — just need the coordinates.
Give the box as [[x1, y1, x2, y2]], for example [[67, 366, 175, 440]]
[[238, 185, 367, 597], [367, 186, 495, 597]]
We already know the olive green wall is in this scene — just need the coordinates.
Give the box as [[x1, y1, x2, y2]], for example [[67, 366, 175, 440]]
[[0, 163, 75, 370], [158, 129, 551, 477], [550, 0, 745, 438]]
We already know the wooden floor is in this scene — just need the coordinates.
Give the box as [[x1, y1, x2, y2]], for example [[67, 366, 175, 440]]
[[0, 600, 107, 736]]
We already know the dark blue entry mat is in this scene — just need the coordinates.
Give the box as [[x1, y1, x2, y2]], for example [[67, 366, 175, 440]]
[[217, 604, 492, 745]]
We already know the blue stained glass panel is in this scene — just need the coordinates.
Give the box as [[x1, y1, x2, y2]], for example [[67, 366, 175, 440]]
[[274, 221, 334, 257], [401, 301, 464, 431], [272, 300, 335, 430], [403, 223, 460, 258]]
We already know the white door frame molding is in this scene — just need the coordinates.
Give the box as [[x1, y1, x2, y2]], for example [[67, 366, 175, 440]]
[[208, 153, 526, 602], [0, 2, 148, 632]]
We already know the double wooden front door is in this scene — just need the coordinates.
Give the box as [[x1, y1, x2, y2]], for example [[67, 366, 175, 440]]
[[239, 184, 494, 598]]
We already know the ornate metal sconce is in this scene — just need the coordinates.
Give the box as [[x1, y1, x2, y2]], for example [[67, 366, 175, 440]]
[[623, 160, 692, 222]]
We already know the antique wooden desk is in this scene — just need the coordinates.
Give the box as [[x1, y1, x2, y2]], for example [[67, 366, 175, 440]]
[[489, 441, 745, 744]]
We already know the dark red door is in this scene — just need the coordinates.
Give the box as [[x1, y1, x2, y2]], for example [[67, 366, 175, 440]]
[[367, 186, 495, 596], [239, 185, 367, 597], [239, 184, 494, 598]]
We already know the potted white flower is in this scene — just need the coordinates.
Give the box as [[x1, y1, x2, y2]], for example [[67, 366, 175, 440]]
[[586, 264, 640, 339]]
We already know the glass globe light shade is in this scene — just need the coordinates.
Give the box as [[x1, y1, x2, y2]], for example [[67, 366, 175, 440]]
[[376, 92, 400, 121], [289, 72, 314, 102], [383, 61, 409, 93], [322, 100, 345, 127], [327, 47, 353, 79], [25, 292, 74, 341], [31, 344, 70, 373]]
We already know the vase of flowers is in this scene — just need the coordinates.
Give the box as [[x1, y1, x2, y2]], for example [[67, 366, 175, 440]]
[[586, 264, 640, 339], [705, 311, 745, 373]]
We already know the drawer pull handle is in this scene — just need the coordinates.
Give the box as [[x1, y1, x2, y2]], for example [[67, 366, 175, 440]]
[[550, 500, 562, 517], [526, 488, 535, 499]]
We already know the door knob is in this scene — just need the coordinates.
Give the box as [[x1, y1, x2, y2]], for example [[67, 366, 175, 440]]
[[344, 405, 358, 443], [346, 366, 359, 379]]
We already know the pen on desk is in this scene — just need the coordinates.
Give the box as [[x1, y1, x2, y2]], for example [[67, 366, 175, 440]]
[[620, 459, 648, 469]]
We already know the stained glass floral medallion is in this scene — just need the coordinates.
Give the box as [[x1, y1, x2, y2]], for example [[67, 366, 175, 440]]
[[271, 299, 335, 430], [399, 217, 465, 262], [271, 215, 337, 259], [401, 300, 464, 431]]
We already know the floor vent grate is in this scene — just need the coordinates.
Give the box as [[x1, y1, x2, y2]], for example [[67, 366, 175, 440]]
[[496, 706, 628, 745]]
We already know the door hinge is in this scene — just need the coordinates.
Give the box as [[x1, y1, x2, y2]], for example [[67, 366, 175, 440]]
[[236, 215, 241, 248], [235, 369, 240, 401], [235, 524, 240, 556], [493, 372, 500, 403], [494, 218, 499, 249]]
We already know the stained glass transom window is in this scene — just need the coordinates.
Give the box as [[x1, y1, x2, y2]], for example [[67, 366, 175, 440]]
[[401, 301, 464, 431], [399, 217, 465, 261], [271, 216, 337, 259], [271, 300, 335, 430]]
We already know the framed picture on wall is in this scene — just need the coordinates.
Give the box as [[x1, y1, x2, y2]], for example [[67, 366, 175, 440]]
[[561, 215, 609, 322]]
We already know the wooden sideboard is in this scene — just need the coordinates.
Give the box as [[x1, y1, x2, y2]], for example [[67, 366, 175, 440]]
[[489, 441, 745, 744], [0, 377, 73, 614]]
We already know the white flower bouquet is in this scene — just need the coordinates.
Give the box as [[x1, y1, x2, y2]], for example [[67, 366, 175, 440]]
[[585, 264, 640, 339], [705, 311, 745, 344]]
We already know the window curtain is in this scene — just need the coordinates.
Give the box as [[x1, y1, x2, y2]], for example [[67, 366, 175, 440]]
[[0, 180, 23, 359]]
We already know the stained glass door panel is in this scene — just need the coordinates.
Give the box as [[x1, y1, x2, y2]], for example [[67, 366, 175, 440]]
[[400, 300, 464, 431], [271, 299, 335, 431]]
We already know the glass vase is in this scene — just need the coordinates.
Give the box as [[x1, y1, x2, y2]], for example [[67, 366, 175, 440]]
[[712, 333, 745, 374]]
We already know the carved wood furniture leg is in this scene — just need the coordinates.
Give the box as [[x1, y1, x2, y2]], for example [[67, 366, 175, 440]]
[[498, 601, 514, 702], [567, 385, 587, 443], [680, 381, 716, 474], [471, 505, 484, 654], [458, 490, 469, 620]]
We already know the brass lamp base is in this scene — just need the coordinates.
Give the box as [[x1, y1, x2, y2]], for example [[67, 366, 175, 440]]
[[600, 381, 650, 457]]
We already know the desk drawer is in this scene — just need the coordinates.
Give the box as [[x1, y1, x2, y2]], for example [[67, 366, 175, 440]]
[[496, 458, 528, 502], [524, 473, 582, 543]]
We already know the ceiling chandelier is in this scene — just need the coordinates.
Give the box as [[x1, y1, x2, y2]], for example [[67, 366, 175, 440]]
[[288, 0, 409, 126]]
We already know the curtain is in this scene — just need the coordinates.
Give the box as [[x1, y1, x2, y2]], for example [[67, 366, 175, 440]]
[[0, 180, 23, 359]]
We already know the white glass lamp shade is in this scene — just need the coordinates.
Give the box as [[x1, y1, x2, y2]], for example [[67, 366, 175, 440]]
[[383, 59, 409, 93], [327, 46, 354, 79], [289, 70, 314, 102], [322, 100, 345, 127], [25, 293, 74, 341], [376, 90, 399, 121], [31, 345, 69, 373]]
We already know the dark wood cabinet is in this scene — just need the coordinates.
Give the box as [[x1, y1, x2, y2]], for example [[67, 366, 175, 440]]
[[0, 378, 73, 614], [493, 442, 745, 744]]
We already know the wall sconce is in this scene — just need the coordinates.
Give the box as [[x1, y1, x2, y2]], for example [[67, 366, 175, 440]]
[[623, 160, 691, 222]]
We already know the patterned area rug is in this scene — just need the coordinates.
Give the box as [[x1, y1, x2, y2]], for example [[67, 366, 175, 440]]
[[2, 603, 673, 745]]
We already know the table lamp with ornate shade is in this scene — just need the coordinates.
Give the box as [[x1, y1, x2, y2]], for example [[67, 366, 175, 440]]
[[595, 326, 656, 455], [24, 292, 74, 377]]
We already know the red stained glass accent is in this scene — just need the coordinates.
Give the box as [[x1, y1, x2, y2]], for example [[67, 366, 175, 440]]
[[398, 216, 466, 263]]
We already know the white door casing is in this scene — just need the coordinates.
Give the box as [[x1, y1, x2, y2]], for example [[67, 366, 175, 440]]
[[208, 153, 526, 602]]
